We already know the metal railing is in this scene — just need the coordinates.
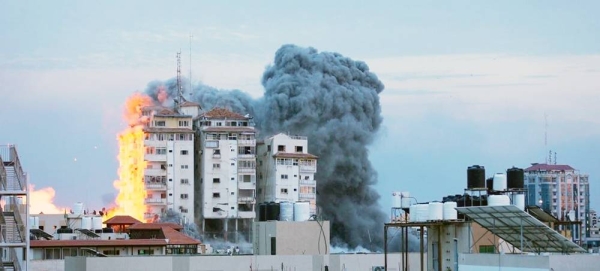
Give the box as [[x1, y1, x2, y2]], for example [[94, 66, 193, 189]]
[[289, 135, 307, 140], [9, 247, 21, 271], [299, 165, 316, 172], [145, 183, 167, 190], [145, 198, 167, 205], [0, 145, 27, 192], [0, 154, 6, 190], [237, 197, 255, 203], [299, 193, 316, 200], [299, 180, 316, 186], [237, 139, 256, 146]]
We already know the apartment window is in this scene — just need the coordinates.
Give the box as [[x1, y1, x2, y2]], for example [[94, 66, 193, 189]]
[[295, 146, 303, 152], [213, 178, 220, 183], [267, 145, 271, 152], [231, 177, 235, 181], [181, 208, 188, 213], [213, 163, 220, 169], [180, 194, 188, 199], [181, 150, 188, 155], [155, 121, 166, 127], [213, 193, 220, 198], [156, 148, 167, 155], [178, 120, 189, 127], [231, 163, 235, 166], [216, 122, 222, 126], [214, 149, 221, 155], [305, 176, 310, 180], [278, 145, 285, 152], [293, 159, 298, 166], [181, 179, 189, 184], [281, 188, 288, 194], [281, 174, 288, 180], [243, 175, 252, 183], [181, 165, 188, 169], [146, 147, 156, 155]]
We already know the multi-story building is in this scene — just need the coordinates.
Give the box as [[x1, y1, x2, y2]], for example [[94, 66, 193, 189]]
[[256, 133, 318, 215], [0, 145, 29, 270], [141, 102, 199, 223], [524, 163, 590, 241], [194, 107, 256, 241]]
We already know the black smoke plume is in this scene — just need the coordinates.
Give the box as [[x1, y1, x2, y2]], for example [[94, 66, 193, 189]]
[[144, 44, 386, 250]]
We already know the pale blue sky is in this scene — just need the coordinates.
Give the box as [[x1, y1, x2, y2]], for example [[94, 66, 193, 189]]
[[1, 1, 599, 214]]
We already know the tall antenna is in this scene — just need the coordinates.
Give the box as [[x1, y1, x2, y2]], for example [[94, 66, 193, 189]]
[[189, 34, 193, 97], [176, 51, 183, 113]]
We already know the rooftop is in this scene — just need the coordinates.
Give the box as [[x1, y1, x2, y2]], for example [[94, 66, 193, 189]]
[[274, 152, 318, 159], [30, 239, 167, 248], [103, 215, 142, 226], [129, 222, 183, 231], [201, 107, 248, 120], [161, 226, 201, 245], [524, 163, 575, 172]]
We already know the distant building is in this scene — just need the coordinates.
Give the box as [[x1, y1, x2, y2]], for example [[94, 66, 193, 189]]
[[256, 133, 318, 215], [524, 163, 590, 241], [141, 102, 200, 223], [193, 107, 257, 241]]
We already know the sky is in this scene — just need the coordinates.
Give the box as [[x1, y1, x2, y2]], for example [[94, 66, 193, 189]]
[[1, 1, 599, 214]]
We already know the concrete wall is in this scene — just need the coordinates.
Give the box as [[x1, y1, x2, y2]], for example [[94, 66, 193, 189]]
[[548, 254, 600, 271], [30, 260, 65, 271], [459, 253, 600, 271], [254, 221, 330, 255]]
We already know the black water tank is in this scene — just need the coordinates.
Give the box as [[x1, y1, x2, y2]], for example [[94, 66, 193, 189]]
[[258, 203, 267, 222], [102, 227, 114, 233], [467, 165, 486, 189], [507, 167, 524, 189], [486, 177, 494, 191], [266, 202, 280, 221]]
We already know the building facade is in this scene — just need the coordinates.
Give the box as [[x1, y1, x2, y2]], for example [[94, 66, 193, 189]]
[[256, 133, 318, 215], [524, 163, 590, 241], [141, 102, 199, 223], [194, 108, 256, 241]]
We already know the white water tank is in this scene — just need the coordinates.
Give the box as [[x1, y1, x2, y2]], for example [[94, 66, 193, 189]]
[[81, 217, 92, 230], [488, 195, 511, 206], [493, 173, 507, 191], [400, 192, 411, 208], [92, 216, 103, 230], [415, 204, 429, 222], [29, 217, 35, 229], [34, 217, 39, 229], [279, 202, 294, 221], [409, 205, 417, 222], [443, 202, 458, 220], [293, 202, 310, 221], [391, 192, 402, 208], [73, 202, 84, 216], [512, 193, 525, 211], [428, 202, 443, 221]]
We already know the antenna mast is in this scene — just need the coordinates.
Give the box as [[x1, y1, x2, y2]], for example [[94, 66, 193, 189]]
[[176, 51, 183, 113]]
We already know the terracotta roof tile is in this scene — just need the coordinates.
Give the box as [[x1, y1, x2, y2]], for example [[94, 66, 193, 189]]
[[524, 164, 575, 172], [104, 216, 142, 225], [129, 222, 183, 230], [161, 226, 201, 245], [143, 127, 194, 133], [274, 152, 318, 159], [202, 127, 255, 133], [202, 107, 247, 120]]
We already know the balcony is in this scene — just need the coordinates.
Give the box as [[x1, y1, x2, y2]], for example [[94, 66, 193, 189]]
[[299, 193, 316, 200], [145, 154, 167, 162], [238, 211, 256, 219], [238, 196, 255, 203], [300, 165, 316, 173], [145, 198, 167, 205], [299, 180, 316, 186], [237, 154, 255, 159], [238, 168, 255, 173], [145, 182, 167, 190], [238, 181, 255, 190], [238, 139, 256, 146]]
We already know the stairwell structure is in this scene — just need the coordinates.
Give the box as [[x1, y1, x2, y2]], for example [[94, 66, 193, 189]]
[[0, 145, 29, 271]]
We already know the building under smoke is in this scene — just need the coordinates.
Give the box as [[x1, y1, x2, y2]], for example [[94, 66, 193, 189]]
[[144, 44, 387, 250]]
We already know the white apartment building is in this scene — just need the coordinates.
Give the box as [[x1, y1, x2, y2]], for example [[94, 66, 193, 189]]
[[524, 163, 590, 241], [194, 107, 256, 241], [256, 133, 318, 215], [142, 102, 199, 223]]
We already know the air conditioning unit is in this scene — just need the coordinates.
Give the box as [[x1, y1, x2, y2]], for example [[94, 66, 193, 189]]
[[372, 266, 385, 271]]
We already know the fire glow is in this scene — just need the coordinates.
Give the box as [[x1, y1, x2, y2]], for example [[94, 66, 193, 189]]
[[107, 93, 153, 222]]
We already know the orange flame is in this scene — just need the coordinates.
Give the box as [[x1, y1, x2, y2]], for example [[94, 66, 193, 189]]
[[107, 93, 153, 222], [28, 185, 68, 214]]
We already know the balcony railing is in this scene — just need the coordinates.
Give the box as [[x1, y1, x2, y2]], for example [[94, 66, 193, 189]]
[[238, 139, 256, 146], [237, 154, 255, 159], [144, 154, 167, 162], [0, 145, 27, 192], [289, 135, 307, 140], [299, 165, 316, 173], [299, 193, 316, 200], [145, 198, 167, 205], [299, 180, 316, 186], [145, 183, 167, 190], [238, 168, 255, 173], [238, 197, 255, 203]]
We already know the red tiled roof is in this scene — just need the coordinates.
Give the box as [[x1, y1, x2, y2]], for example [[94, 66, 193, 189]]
[[143, 127, 194, 133], [274, 152, 318, 159], [202, 107, 247, 120], [129, 222, 183, 230], [161, 226, 201, 245], [30, 239, 167, 248], [104, 216, 142, 225], [202, 127, 255, 133], [180, 101, 201, 107], [524, 163, 575, 172]]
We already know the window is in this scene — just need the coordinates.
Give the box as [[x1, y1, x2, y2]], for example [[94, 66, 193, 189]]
[[213, 178, 220, 183], [231, 163, 235, 166], [181, 208, 188, 213], [479, 245, 495, 253], [181, 150, 188, 155], [305, 176, 310, 180], [156, 148, 167, 155], [213, 163, 220, 169], [181, 179, 189, 184], [214, 149, 221, 155], [206, 141, 218, 148], [180, 194, 188, 199], [295, 146, 303, 152], [155, 121, 166, 127], [213, 193, 220, 198], [181, 165, 188, 169], [278, 145, 285, 152], [267, 145, 271, 152], [281, 188, 288, 194], [216, 122, 222, 126], [281, 174, 288, 180], [178, 120, 189, 127], [243, 175, 252, 183], [146, 147, 156, 154]]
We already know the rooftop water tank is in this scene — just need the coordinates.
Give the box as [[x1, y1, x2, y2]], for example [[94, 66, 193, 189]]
[[512, 193, 525, 211], [486, 177, 494, 191], [258, 203, 267, 222], [467, 165, 486, 189], [488, 195, 511, 206], [428, 202, 444, 221], [493, 173, 507, 191], [73, 202, 84, 216], [92, 216, 103, 230], [266, 202, 280, 221], [409, 205, 417, 222], [507, 167, 524, 189], [400, 192, 411, 208], [391, 192, 402, 208], [293, 202, 311, 221], [443, 202, 458, 220], [81, 217, 92, 230], [415, 204, 429, 222], [279, 202, 294, 221]]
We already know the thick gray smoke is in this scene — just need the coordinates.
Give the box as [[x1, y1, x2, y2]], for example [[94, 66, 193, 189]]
[[160, 210, 203, 241], [260, 45, 386, 250], [144, 44, 387, 250]]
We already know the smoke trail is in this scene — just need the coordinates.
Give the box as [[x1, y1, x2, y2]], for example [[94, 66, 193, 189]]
[[260, 45, 386, 250], [143, 44, 386, 250]]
